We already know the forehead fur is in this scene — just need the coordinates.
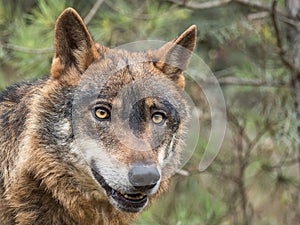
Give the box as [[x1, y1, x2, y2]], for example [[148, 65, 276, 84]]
[[77, 49, 184, 102]]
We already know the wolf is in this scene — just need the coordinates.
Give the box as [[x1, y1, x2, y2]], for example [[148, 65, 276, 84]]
[[0, 8, 196, 225]]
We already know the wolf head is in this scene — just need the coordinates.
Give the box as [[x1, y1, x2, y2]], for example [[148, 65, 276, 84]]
[[47, 8, 196, 213]]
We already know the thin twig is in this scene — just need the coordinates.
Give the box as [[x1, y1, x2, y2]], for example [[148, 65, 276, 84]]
[[0, 42, 53, 54], [200, 76, 288, 87], [84, 0, 105, 25], [271, 158, 300, 169], [166, 0, 231, 9], [245, 127, 268, 160], [234, 0, 287, 17], [271, 0, 300, 74], [167, 0, 289, 18], [275, 0, 300, 175], [271, 1, 284, 55], [176, 169, 190, 176], [226, 109, 251, 145], [247, 11, 269, 21]]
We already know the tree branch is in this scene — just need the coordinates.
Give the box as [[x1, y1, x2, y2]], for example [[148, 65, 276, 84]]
[[176, 169, 190, 176], [270, 0, 299, 73], [200, 76, 288, 87], [226, 109, 251, 145], [234, 0, 286, 16], [84, 0, 105, 25], [0, 42, 53, 54], [284, 0, 300, 175], [166, 0, 289, 18], [166, 0, 231, 9]]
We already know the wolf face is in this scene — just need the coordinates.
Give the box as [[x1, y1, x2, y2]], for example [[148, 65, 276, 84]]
[[72, 56, 189, 212], [48, 8, 196, 214], [0, 7, 196, 224]]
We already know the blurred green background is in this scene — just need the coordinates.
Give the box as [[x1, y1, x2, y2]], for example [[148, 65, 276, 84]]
[[1, 0, 299, 224]]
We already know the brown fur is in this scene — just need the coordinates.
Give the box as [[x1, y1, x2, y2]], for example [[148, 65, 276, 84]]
[[0, 8, 196, 225]]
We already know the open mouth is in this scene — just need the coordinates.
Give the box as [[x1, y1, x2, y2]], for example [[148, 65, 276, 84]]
[[91, 164, 148, 212]]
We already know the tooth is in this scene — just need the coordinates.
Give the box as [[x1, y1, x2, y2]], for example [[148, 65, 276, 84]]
[[121, 192, 147, 200]]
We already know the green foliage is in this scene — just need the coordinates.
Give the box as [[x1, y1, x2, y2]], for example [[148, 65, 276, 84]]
[[88, 0, 191, 46], [135, 176, 226, 225], [5, 0, 71, 79], [0, 0, 191, 81], [0, 68, 5, 90]]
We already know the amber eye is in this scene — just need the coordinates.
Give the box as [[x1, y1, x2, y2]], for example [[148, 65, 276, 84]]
[[151, 112, 166, 125], [95, 107, 110, 120]]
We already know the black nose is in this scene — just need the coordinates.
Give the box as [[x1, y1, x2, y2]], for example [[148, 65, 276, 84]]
[[128, 164, 160, 190]]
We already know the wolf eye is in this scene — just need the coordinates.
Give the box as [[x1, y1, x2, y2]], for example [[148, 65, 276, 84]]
[[95, 107, 110, 120], [151, 112, 166, 125]]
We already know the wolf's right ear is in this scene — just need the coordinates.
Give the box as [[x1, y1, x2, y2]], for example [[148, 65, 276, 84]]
[[51, 8, 105, 79]]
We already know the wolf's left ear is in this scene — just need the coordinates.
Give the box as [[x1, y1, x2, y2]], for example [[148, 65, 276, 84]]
[[51, 8, 103, 78], [153, 25, 196, 89]]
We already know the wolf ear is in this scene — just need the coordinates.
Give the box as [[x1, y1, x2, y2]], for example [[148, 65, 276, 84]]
[[51, 8, 102, 78], [153, 25, 196, 89]]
